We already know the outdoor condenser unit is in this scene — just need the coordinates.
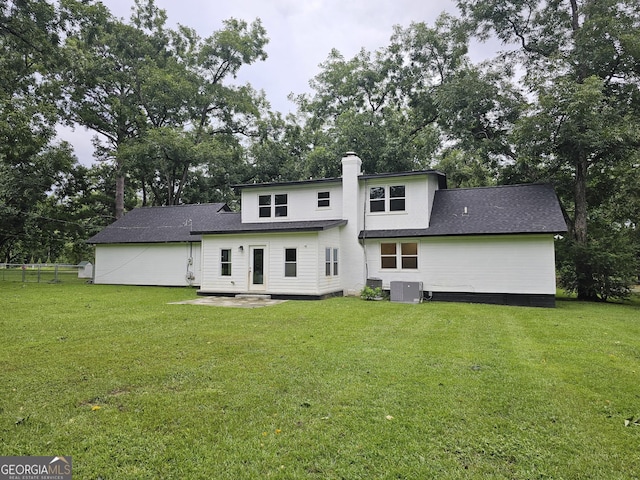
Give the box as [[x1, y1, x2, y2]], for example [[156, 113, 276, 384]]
[[390, 281, 423, 304]]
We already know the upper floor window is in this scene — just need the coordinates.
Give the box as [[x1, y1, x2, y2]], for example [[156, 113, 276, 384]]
[[317, 191, 330, 208], [275, 194, 288, 217], [259, 194, 288, 218], [370, 187, 385, 212], [389, 186, 405, 211], [369, 185, 405, 212], [258, 195, 271, 217]]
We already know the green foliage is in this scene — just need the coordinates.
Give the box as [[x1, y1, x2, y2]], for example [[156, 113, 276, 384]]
[[557, 219, 639, 302], [459, 0, 640, 300], [1, 285, 640, 478], [63, 1, 269, 214], [360, 285, 385, 300]]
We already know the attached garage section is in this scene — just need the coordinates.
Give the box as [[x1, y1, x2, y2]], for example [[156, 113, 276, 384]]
[[422, 234, 556, 293], [94, 242, 201, 286]]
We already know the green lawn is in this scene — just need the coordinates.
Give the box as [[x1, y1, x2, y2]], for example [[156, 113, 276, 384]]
[[1, 283, 639, 479]]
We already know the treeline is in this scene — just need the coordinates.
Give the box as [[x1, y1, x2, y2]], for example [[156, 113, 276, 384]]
[[1, 0, 638, 300]]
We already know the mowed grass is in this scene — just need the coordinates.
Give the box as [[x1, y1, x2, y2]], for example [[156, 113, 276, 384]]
[[1, 283, 639, 479]]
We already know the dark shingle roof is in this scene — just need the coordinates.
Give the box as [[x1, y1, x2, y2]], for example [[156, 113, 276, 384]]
[[191, 213, 346, 234], [360, 184, 567, 239], [87, 203, 230, 244]]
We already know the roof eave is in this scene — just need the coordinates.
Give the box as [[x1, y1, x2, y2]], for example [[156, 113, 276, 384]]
[[193, 219, 347, 235], [359, 228, 567, 239]]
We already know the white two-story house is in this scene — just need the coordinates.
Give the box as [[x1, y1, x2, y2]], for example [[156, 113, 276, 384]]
[[88, 152, 567, 306]]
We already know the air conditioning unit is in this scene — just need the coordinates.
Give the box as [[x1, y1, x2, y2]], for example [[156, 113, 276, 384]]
[[390, 281, 423, 304]]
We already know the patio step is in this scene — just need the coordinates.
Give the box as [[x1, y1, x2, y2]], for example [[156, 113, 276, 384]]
[[235, 294, 272, 300]]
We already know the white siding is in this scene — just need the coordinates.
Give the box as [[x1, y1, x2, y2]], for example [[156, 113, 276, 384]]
[[364, 235, 557, 295], [94, 242, 201, 286], [317, 228, 343, 294], [199, 230, 344, 296], [240, 182, 343, 223], [363, 176, 431, 231]]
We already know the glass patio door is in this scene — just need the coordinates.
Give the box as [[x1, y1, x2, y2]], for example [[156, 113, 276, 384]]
[[250, 246, 266, 290]]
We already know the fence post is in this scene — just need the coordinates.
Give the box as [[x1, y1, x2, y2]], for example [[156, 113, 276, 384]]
[[38, 264, 41, 283], [54, 264, 59, 283]]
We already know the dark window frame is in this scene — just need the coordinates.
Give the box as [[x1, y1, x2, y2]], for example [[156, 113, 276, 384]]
[[317, 191, 330, 208], [220, 248, 232, 276], [380, 242, 418, 269], [284, 248, 297, 277]]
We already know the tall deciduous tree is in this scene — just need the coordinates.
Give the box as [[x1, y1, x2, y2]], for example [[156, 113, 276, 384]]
[[459, 0, 640, 300], [64, 1, 269, 214], [0, 0, 78, 261]]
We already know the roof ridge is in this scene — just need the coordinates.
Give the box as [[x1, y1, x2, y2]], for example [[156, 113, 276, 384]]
[[129, 202, 225, 209], [439, 183, 550, 192]]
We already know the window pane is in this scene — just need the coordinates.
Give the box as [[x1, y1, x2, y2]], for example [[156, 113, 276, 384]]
[[325, 248, 331, 262], [370, 200, 385, 212], [381, 257, 397, 269], [333, 248, 339, 275], [259, 195, 271, 205], [402, 257, 418, 269], [221, 249, 230, 262], [221, 263, 231, 276], [285, 248, 297, 262], [318, 191, 330, 199], [275, 206, 287, 217], [259, 206, 271, 217], [285, 263, 297, 277], [326, 262, 331, 276], [401, 243, 418, 255], [390, 198, 405, 211], [381, 243, 397, 255], [275, 194, 287, 205], [370, 187, 385, 199], [390, 185, 405, 198]]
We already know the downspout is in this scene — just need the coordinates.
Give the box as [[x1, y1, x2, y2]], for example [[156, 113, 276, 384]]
[[362, 178, 369, 281], [186, 219, 195, 286]]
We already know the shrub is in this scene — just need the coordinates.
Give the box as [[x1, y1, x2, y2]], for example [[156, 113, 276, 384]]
[[360, 285, 384, 300]]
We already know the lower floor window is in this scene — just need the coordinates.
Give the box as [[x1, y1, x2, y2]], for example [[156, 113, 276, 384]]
[[221, 249, 232, 276], [285, 248, 297, 277], [381, 242, 418, 269], [325, 248, 339, 276]]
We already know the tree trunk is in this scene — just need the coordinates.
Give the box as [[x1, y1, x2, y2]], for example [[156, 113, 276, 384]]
[[115, 171, 125, 220], [574, 153, 596, 300]]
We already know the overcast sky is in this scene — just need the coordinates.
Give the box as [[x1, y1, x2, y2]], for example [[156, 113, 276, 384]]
[[60, 0, 498, 164]]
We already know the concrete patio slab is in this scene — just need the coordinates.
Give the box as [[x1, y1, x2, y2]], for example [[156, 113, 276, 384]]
[[169, 296, 287, 308]]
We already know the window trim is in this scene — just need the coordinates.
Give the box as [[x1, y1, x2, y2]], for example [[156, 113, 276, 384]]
[[325, 247, 339, 276], [389, 185, 406, 212], [258, 193, 288, 218], [369, 185, 406, 213], [380, 242, 418, 270], [220, 248, 232, 276], [284, 248, 297, 277], [258, 195, 271, 218], [275, 194, 288, 217], [369, 186, 386, 213], [317, 191, 330, 208]]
